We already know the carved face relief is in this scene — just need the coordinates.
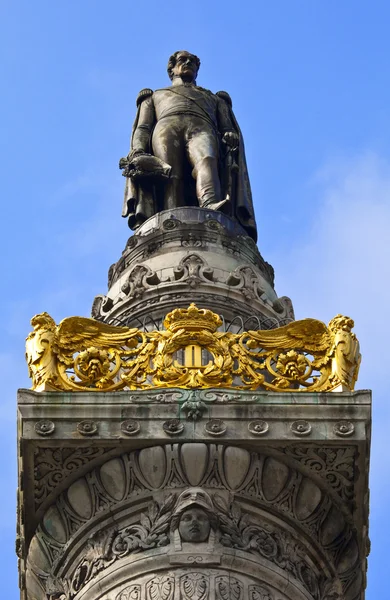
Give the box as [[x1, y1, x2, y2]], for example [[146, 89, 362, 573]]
[[178, 507, 211, 542]]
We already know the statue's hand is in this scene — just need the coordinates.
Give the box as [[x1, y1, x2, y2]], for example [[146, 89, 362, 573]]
[[128, 149, 149, 161], [222, 131, 239, 148], [119, 157, 129, 170]]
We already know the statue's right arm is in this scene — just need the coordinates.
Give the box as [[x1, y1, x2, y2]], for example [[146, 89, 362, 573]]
[[131, 89, 155, 156]]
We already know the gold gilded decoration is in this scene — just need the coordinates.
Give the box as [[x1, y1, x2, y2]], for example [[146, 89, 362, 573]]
[[25, 304, 360, 393]]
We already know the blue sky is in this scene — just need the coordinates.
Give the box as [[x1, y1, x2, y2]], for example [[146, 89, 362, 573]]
[[1, 1, 389, 597]]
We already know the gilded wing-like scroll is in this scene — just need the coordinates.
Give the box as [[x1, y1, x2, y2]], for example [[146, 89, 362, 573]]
[[55, 317, 140, 355], [246, 319, 331, 352]]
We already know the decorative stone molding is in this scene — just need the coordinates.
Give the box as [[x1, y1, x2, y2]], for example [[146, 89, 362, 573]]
[[33, 447, 112, 508], [90, 207, 292, 329], [248, 420, 269, 435], [121, 419, 141, 436], [163, 419, 184, 436], [291, 420, 312, 436], [34, 420, 55, 436], [26, 443, 363, 598], [19, 388, 370, 600]]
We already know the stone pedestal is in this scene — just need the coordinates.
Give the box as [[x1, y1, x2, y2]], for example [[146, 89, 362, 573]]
[[18, 388, 370, 600], [91, 208, 294, 330]]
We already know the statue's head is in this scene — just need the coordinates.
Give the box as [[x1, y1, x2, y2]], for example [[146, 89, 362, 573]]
[[167, 51, 200, 83], [170, 488, 218, 544]]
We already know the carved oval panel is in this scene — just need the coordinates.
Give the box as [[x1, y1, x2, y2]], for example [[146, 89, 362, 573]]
[[25, 568, 46, 600], [180, 443, 208, 485], [223, 446, 251, 489], [320, 504, 346, 545], [100, 457, 126, 501], [42, 505, 67, 544], [261, 457, 290, 501], [67, 477, 92, 519], [295, 477, 322, 520], [27, 536, 51, 573], [138, 446, 166, 488], [338, 536, 359, 573]]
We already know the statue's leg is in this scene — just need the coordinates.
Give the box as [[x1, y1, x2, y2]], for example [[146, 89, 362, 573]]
[[152, 119, 185, 210], [187, 127, 221, 207]]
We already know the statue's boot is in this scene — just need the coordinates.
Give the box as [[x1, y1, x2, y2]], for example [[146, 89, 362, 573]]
[[202, 197, 231, 211]]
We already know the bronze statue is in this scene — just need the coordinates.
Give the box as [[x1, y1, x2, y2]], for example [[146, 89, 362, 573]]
[[120, 50, 257, 241]]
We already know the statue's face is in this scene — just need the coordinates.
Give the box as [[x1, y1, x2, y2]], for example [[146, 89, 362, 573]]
[[178, 507, 211, 542], [171, 52, 198, 82]]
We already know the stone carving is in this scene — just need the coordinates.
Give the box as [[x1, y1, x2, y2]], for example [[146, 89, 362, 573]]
[[178, 507, 211, 542], [70, 495, 176, 595], [116, 584, 141, 600], [171, 488, 218, 547], [35, 419, 55, 436], [181, 233, 204, 248], [180, 573, 209, 600], [173, 254, 215, 287], [226, 266, 270, 305], [163, 217, 181, 230], [215, 576, 243, 600], [28, 443, 360, 600], [290, 420, 311, 436], [119, 265, 162, 302], [146, 576, 175, 600], [280, 446, 355, 506], [55, 488, 320, 599], [180, 394, 207, 421], [77, 420, 98, 436], [114, 576, 276, 600], [333, 421, 354, 437], [34, 446, 111, 507], [204, 419, 227, 436], [120, 51, 257, 241], [248, 420, 269, 435], [248, 584, 273, 600], [121, 419, 141, 436], [163, 419, 184, 436], [213, 494, 319, 598], [26, 304, 361, 393]]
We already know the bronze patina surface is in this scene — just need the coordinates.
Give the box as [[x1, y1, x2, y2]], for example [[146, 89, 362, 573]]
[[120, 51, 257, 240]]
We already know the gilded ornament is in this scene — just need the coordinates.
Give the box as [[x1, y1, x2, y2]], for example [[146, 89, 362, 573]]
[[25, 304, 361, 394]]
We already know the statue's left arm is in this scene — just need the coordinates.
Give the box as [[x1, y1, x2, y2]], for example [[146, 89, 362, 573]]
[[216, 92, 239, 147]]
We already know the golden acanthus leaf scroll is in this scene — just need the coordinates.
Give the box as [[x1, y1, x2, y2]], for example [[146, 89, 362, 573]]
[[25, 304, 361, 393]]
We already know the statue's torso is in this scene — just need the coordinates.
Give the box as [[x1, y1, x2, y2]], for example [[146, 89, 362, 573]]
[[153, 85, 219, 123]]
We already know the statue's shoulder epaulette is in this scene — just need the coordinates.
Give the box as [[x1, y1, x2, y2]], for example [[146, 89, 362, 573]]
[[136, 88, 153, 107], [216, 91, 232, 107]]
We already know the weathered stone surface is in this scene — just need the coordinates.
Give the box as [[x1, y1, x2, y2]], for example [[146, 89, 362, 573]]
[[17, 387, 370, 600], [91, 208, 294, 330]]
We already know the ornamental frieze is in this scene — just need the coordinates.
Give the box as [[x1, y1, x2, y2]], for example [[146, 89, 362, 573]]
[[25, 303, 360, 394]]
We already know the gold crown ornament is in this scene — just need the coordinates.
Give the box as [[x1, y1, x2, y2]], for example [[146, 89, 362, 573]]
[[163, 303, 222, 333]]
